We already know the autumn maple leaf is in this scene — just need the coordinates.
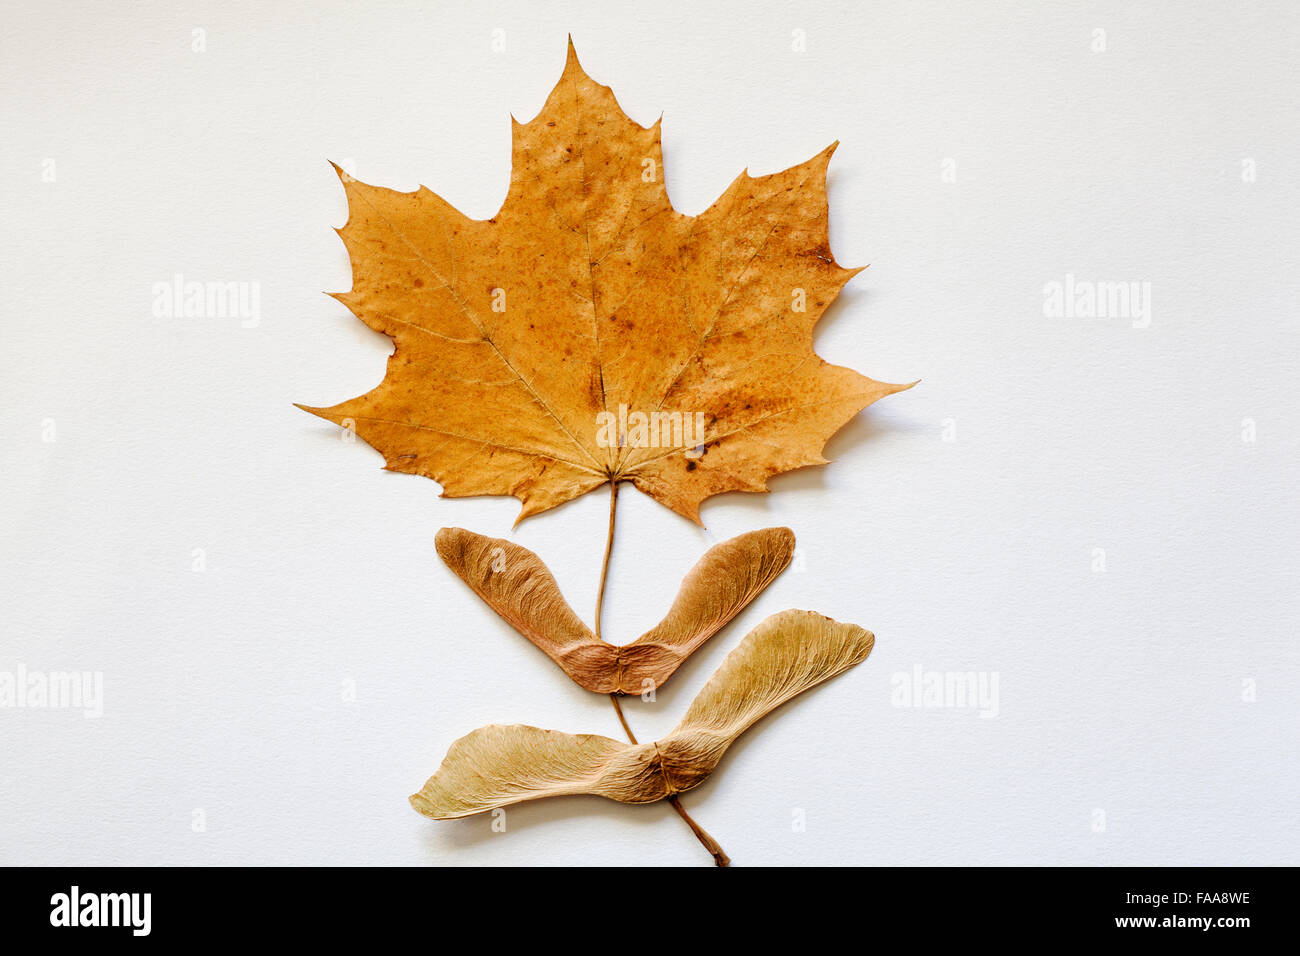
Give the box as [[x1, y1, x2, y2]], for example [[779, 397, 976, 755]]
[[298, 41, 910, 523]]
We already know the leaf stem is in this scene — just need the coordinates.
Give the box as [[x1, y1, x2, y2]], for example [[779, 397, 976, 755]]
[[595, 479, 731, 867], [593, 479, 619, 643]]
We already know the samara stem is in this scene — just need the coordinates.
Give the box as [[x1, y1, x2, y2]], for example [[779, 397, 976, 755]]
[[594, 480, 730, 867]]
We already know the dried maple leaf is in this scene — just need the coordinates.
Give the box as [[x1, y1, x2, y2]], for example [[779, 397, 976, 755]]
[[297, 41, 911, 523], [435, 526, 794, 693], [410, 609, 874, 818]]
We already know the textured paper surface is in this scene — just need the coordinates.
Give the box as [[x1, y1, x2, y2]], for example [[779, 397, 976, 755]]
[[1, 0, 1297, 865]]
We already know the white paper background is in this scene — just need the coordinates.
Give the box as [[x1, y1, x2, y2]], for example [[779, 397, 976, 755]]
[[2, 0, 1297, 866]]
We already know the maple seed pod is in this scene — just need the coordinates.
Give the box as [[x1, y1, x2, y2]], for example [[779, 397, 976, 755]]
[[435, 526, 796, 694], [410, 609, 876, 818]]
